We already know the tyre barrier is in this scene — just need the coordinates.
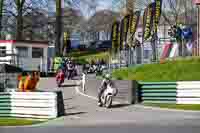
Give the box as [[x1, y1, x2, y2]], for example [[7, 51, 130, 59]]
[[0, 91, 65, 119], [139, 81, 200, 104]]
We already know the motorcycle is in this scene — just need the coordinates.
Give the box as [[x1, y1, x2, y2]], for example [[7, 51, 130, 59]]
[[96, 65, 103, 76], [99, 84, 118, 108], [87, 65, 97, 73], [67, 67, 77, 80], [56, 70, 65, 87]]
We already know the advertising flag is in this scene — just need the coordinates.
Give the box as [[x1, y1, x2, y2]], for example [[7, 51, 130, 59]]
[[143, 3, 155, 41], [111, 21, 120, 53], [63, 32, 71, 53], [154, 0, 162, 32], [120, 14, 130, 49], [129, 11, 141, 34]]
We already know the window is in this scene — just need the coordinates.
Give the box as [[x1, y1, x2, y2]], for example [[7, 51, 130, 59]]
[[16, 47, 28, 57], [32, 48, 43, 58], [0, 46, 6, 57]]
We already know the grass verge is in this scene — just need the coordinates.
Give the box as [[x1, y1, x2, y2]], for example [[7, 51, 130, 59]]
[[0, 118, 44, 126], [112, 57, 200, 81], [143, 103, 200, 111]]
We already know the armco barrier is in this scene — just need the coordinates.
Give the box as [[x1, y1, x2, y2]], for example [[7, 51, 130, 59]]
[[85, 79, 138, 104], [139, 81, 200, 104], [0, 91, 65, 119]]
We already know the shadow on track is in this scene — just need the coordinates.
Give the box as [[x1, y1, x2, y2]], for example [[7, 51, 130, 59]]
[[111, 104, 131, 108], [61, 84, 77, 87], [66, 112, 87, 116]]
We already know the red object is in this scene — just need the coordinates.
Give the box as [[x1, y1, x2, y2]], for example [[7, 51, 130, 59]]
[[161, 42, 173, 59], [193, 0, 200, 5], [56, 70, 65, 82]]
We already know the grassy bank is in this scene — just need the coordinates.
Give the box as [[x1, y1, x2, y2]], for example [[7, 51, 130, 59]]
[[0, 118, 43, 126], [70, 50, 109, 64], [112, 58, 200, 81], [143, 103, 200, 111]]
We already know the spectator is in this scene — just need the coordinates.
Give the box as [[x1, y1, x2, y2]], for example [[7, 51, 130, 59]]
[[22, 71, 40, 92], [18, 72, 28, 92], [82, 72, 86, 93]]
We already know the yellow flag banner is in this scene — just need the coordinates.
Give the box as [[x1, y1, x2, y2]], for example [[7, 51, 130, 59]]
[[63, 32, 71, 54], [120, 14, 130, 49], [154, 0, 162, 32], [64, 32, 69, 44], [129, 11, 141, 35], [143, 3, 155, 41], [111, 21, 120, 53]]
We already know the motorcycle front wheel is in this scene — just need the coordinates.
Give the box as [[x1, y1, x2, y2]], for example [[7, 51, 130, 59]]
[[57, 81, 62, 87], [105, 95, 112, 108]]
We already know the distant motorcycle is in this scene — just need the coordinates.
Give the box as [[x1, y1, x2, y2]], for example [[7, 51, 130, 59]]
[[67, 67, 77, 80], [87, 65, 97, 73], [99, 84, 118, 108], [96, 65, 103, 76], [56, 70, 65, 87]]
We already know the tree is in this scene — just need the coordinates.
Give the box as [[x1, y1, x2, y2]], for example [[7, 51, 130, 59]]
[[15, 0, 25, 40], [0, 0, 4, 38], [1, 0, 48, 40]]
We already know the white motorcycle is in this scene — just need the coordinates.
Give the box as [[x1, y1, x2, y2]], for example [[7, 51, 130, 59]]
[[100, 84, 118, 108]]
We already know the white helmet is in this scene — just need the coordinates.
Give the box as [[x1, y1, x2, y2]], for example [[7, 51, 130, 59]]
[[105, 74, 111, 79]]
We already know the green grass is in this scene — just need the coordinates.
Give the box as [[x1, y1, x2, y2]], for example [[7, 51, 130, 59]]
[[68, 50, 102, 57], [0, 118, 43, 126], [143, 103, 200, 111], [112, 57, 200, 81], [69, 50, 110, 64]]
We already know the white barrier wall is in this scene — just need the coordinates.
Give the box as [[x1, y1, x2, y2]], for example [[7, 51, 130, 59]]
[[0, 91, 65, 119], [176, 82, 200, 104], [140, 81, 200, 104]]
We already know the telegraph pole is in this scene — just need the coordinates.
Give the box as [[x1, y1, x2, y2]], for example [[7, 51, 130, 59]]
[[55, 0, 62, 56]]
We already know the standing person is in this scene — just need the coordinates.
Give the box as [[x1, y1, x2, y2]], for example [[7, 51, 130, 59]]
[[82, 72, 86, 93], [18, 72, 27, 92]]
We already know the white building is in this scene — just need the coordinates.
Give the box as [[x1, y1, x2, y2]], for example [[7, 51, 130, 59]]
[[0, 40, 48, 72]]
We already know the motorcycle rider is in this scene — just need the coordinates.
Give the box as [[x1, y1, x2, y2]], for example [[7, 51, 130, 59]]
[[98, 74, 113, 106], [67, 60, 75, 79], [58, 57, 67, 74]]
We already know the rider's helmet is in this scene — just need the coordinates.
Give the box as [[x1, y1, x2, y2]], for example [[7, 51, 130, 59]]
[[104, 74, 111, 80]]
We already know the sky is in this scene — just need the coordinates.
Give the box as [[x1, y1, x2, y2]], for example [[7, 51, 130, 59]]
[[98, 0, 113, 10], [47, 0, 170, 17]]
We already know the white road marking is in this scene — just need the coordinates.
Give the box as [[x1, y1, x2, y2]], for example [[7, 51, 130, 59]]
[[75, 81, 120, 104], [75, 86, 98, 101], [69, 116, 81, 119]]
